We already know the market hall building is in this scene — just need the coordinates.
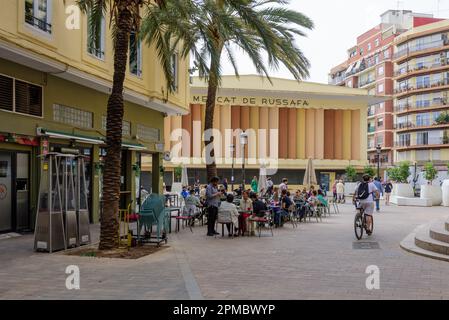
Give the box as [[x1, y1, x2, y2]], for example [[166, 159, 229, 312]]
[[0, 1, 189, 233], [163, 75, 387, 190]]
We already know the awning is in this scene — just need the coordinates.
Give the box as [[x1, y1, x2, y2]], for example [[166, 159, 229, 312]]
[[37, 128, 104, 145], [345, 63, 355, 75], [37, 127, 148, 150]]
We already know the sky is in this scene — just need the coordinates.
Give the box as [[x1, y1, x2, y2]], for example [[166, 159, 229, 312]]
[[219, 0, 449, 84]]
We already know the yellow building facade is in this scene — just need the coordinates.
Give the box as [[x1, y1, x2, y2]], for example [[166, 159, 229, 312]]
[[0, 0, 189, 232]]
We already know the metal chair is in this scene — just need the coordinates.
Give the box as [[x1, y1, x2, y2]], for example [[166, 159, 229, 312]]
[[216, 209, 235, 238], [249, 210, 274, 237]]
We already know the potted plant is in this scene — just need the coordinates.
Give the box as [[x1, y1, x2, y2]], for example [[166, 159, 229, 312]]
[[388, 161, 414, 199], [421, 162, 442, 206], [442, 162, 449, 207], [344, 165, 359, 196]]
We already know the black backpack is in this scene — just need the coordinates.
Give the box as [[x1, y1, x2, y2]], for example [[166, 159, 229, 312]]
[[356, 182, 370, 200]]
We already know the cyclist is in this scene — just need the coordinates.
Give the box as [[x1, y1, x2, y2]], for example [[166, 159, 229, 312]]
[[352, 174, 379, 234]]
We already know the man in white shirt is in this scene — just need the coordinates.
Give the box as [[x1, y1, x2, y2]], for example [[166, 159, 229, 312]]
[[353, 175, 379, 234], [279, 178, 288, 195]]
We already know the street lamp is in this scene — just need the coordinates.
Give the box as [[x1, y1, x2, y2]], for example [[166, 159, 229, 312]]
[[376, 144, 381, 179], [229, 144, 235, 192], [240, 131, 248, 191]]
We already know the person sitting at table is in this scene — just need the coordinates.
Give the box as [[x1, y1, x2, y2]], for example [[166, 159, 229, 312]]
[[239, 190, 253, 212], [317, 189, 328, 207], [200, 185, 207, 201], [184, 189, 202, 225], [270, 186, 279, 203], [307, 190, 319, 208], [293, 190, 302, 202], [250, 192, 267, 217], [276, 189, 292, 227], [218, 193, 240, 237], [181, 186, 189, 199]]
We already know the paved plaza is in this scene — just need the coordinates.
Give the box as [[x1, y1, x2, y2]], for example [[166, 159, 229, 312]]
[[1, 203, 449, 300]]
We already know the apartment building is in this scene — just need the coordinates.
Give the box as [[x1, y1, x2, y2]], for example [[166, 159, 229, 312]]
[[0, 0, 190, 232], [393, 20, 449, 166], [329, 10, 442, 171]]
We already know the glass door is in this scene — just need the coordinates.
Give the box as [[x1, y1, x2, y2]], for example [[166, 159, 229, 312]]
[[0, 152, 12, 231]]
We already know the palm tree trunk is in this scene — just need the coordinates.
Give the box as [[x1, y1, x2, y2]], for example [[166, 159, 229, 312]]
[[204, 49, 223, 182], [99, 4, 133, 250]]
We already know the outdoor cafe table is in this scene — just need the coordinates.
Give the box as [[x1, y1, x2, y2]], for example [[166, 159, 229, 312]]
[[165, 206, 182, 233]]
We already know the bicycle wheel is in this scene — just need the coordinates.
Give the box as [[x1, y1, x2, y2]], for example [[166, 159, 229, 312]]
[[354, 213, 364, 240]]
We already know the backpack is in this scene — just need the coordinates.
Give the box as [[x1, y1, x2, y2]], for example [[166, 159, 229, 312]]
[[356, 182, 370, 200]]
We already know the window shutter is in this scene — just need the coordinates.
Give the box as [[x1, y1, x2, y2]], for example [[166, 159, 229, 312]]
[[0, 75, 13, 111], [15, 80, 42, 117]]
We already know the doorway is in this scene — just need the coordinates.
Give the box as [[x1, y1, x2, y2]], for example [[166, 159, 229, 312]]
[[0, 151, 30, 232]]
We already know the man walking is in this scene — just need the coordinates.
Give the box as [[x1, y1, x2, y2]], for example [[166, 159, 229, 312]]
[[373, 177, 383, 212], [206, 176, 221, 236]]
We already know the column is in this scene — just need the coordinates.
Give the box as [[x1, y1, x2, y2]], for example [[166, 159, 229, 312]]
[[297, 109, 306, 159], [343, 110, 352, 160], [152, 152, 163, 194], [305, 109, 315, 159], [278, 108, 288, 159], [334, 110, 343, 160], [288, 108, 297, 159], [231, 105, 241, 158], [351, 110, 361, 160], [268, 107, 279, 159], [314, 109, 325, 160], [259, 107, 269, 159], [191, 104, 202, 158], [324, 110, 335, 159], [249, 106, 259, 162], [181, 110, 192, 157]]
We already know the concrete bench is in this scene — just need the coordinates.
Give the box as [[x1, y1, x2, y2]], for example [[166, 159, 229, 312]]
[[391, 196, 432, 207]]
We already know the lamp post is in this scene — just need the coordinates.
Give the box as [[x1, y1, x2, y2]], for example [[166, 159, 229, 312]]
[[240, 131, 248, 191], [230, 144, 235, 192], [376, 144, 381, 179]]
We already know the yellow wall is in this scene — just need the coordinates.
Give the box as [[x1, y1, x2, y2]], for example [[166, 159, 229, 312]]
[[0, 0, 189, 113]]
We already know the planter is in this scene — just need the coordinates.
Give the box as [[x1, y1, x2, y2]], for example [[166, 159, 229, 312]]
[[391, 183, 414, 198], [344, 182, 358, 196], [420, 184, 442, 206], [442, 180, 449, 207]]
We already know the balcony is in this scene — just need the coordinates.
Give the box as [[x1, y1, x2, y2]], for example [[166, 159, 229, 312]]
[[394, 77, 449, 95], [25, 13, 52, 34], [395, 137, 449, 149], [329, 75, 345, 85], [359, 77, 376, 87], [394, 99, 448, 113], [367, 126, 376, 133], [393, 39, 448, 61], [394, 60, 449, 78]]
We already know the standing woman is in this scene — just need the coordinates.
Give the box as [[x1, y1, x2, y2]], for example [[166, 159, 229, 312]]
[[384, 179, 393, 206], [251, 176, 258, 193], [206, 176, 221, 236]]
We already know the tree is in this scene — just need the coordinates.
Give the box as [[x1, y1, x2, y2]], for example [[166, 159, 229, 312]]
[[363, 166, 375, 177], [387, 161, 410, 183], [174, 165, 182, 182], [77, 0, 167, 250], [142, 0, 313, 181], [423, 162, 438, 185], [345, 165, 357, 182]]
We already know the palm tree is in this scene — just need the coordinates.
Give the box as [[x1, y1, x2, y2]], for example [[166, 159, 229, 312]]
[[142, 0, 313, 181], [77, 0, 167, 250]]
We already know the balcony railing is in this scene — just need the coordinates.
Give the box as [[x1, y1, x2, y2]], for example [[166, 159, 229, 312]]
[[395, 137, 449, 147], [394, 120, 449, 130], [394, 77, 449, 94], [394, 60, 449, 77], [368, 127, 376, 133], [329, 75, 345, 85], [359, 77, 376, 87], [393, 39, 448, 60], [25, 13, 52, 34], [394, 99, 447, 113]]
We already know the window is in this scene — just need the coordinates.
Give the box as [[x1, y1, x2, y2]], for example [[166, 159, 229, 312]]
[[0, 74, 43, 117], [0, 75, 13, 112], [137, 124, 160, 141], [416, 75, 430, 89], [15, 80, 42, 117], [377, 83, 384, 93], [53, 104, 93, 128], [416, 150, 430, 161], [360, 48, 364, 56], [398, 133, 410, 147], [378, 65, 384, 76], [129, 31, 142, 77], [377, 117, 384, 128], [25, 0, 52, 34], [87, 11, 105, 59], [375, 38, 380, 47], [416, 94, 431, 108], [416, 131, 429, 145], [170, 53, 179, 91], [416, 113, 431, 126], [101, 116, 131, 136], [384, 49, 390, 59], [368, 43, 372, 51], [432, 150, 441, 160], [376, 135, 384, 146]]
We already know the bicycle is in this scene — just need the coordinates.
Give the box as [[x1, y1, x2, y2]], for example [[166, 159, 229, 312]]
[[353, 200, 373, 240]]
